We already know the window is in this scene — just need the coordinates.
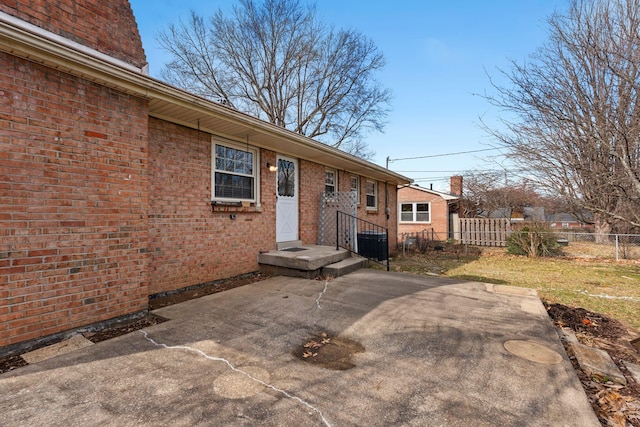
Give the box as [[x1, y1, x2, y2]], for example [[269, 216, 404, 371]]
[[365, 180, 377, 209], [325, 169, 337, 195], [212, 142, 258, 202], [400, 202, 430, 223], [277, 159, 295, 197], [350, 175, 360, 204]]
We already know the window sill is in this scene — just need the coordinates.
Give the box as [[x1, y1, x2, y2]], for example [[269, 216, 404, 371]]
[[211, 201, 262, 213], [366, 209, 378, 214]]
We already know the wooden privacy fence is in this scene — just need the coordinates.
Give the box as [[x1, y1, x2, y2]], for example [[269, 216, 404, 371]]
[[458, 218, 511, 246]]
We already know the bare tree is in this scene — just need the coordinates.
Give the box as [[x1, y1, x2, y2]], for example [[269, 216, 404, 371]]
[[157, 0, 390, 158], [462, 172, 544, 218], [484, 0, 640, 239]]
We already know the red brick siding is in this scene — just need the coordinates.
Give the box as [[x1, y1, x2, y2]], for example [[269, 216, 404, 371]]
[[397, 187, 449, 240], [147, 119, 276, 295], [341, 172, 398, 250], [303, 169, 398, 250], [298, 160, 323, 244], [0, 0, 146, 68], [0, 53, 149, 347]]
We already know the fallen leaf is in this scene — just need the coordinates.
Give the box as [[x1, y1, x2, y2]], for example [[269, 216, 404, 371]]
[[303, 351, 313, 358], [321, 338, 331, 344]]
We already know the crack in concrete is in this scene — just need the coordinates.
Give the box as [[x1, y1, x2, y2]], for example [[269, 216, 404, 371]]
[[139, 330, 331, 427], [315, 280, 329, 309]]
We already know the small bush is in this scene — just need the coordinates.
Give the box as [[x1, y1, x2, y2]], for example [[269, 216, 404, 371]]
[[507, 224, 562, 258]]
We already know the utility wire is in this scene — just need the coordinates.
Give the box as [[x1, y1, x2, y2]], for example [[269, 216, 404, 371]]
[[396, 167, 530, 174], [387, 147, 506, 163]]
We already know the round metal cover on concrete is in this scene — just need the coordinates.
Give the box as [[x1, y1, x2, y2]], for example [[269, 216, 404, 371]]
[[213, 366, 270, 399], [504, 340, 563, 364]]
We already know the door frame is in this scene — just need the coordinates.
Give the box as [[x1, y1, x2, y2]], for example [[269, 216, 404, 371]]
[[275, 155, 299, 243]]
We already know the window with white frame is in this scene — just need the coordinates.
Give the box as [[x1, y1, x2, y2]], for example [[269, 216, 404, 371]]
[[365, 180, 377, 209], [400, 202, 430, 223], [350, 175, 360, 203], [325, 169, 337, 195], [212, 141, 258, 202]]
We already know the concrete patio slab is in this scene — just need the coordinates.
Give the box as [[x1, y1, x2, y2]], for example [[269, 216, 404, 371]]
[[0, 270, 599, 426]]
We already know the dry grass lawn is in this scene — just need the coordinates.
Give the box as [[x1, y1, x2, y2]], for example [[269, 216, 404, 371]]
[[390, 246, 640, 331]]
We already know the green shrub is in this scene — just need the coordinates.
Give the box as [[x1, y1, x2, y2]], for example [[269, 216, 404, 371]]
[[506, 224, 562, 258]]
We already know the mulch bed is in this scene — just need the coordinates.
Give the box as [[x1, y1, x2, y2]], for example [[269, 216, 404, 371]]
[[148, 272, 268, 310], [545, 302, 640, 427]]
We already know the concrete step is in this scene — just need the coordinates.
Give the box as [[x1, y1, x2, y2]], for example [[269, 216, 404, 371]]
[[258, 245, 351, 279], [321, 256, 368, 278]]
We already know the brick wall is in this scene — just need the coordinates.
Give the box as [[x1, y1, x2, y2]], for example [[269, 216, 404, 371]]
[[147, 119, 276, 295], [298, 160, 323, 244], [398, 187, 450, 240], [0, 53, 149, 347], [0, 0, 146, 68], [340, 172, 398, 250], [298, 167, 398, 250]]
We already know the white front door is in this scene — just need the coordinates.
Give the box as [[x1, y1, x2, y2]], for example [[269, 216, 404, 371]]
[[275, 155, 299, 243]]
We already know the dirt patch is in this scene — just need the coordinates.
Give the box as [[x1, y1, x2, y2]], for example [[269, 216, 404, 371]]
[[83, 313, 167, 343], [546, 303, 629, 340], [0, 355, 28, 374], [293, 332, 365, 370], [545, 302, 640, 426], [149, 272, 269, 310]]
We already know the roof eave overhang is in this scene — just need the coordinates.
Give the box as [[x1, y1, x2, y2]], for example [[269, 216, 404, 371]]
[[0, 16, 412, 186], [405, 185, 459, 200]]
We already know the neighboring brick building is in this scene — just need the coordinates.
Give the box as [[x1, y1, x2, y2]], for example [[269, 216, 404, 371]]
[[0, 2, 410, 351], [397, 177, 461, 243]]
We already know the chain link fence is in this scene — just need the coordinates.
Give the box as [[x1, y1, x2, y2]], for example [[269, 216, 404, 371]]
[[398, 229, 640, 261], [549, 231, 640, 261]]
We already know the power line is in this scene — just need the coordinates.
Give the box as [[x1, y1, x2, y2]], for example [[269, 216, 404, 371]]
[[387, 147, 507, 164], [395, 170, 466, 173], [396, 167, 531, 175]]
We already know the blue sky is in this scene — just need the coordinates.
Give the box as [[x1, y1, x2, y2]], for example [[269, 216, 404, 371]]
[[130, 0, 565, 191]]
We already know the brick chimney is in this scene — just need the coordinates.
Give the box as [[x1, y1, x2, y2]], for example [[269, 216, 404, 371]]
[[0, 0, 147, 69], [450, 175, 463, 197]]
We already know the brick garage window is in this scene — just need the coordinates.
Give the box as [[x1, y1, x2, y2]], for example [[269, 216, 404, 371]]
[[365, 180, 377, 210], [212, 141, 258, 202], [400, 202, 430, 223]]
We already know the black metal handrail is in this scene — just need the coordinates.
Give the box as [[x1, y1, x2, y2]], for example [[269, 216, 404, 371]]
[[336, 210, 389, 271]]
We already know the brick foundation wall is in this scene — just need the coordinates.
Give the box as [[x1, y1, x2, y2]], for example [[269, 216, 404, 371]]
[[147, 119, 276, 295], [0, 0, 146, 68], [0, 53, 149, 347]]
